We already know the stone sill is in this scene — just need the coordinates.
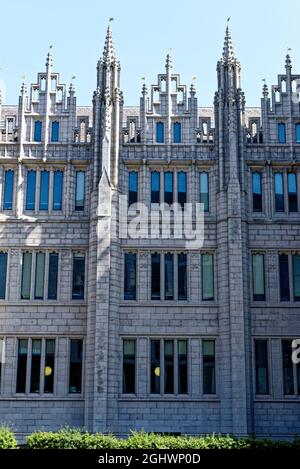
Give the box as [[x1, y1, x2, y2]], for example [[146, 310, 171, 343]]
[[118, 397, 220, 403]]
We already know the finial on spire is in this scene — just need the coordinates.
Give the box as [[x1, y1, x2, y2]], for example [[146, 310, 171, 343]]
[[166, 49, 172, 70], [69, 76, 76, 94], [102, 18, 117, 64], [262, 78, 269, 97], [20, 79, 27, 95], [285, 48, 292, 70], [46, 45, 53, 69], [223, 20, 235, 60], [141, 77, 148, 95], [190, 76, 196, 94]]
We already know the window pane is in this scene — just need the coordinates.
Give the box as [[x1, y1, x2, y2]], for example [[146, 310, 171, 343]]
[[69, 339, 83, 394], [3, 170, 14, 210], [16, 339, 28, 393], [39, 171, 49, 210], [151, 253, 160, 300], [151, 172, 160, 204], [202, 253, 214, 300], [26, 170, 36, 210], [21, 253, 32, 300], [0, 253, 7, 300], [177, 171, 186, 207], [156, 122, 164, 143], [274, 172, 284, 212], [173, 122, 181, 143], [122, 339, 135, 394], [296, 123, 300, 144], [151, 339, 160, 394], [164, 171, 173, 205], [75, 171, 85, 211], [279, 254, 290, 301], [200, 172, 209, 212], [282, 340, 294, 395], [278, 123, 286, 143], [30, 339, 41, 393], [72, 253, 85, 300], [288, 173, 298, 213], [164, 340, 174, 394], [293, 255, 300, 301], [178, 340, 188, 394], [164, 253, 174, 300], [203, 340, 216, 394], [255, 340, 269, 394], [34, 121, 42, 142], [252, 254, 265, 301], [124, 253, 136, 301], [44, 339, 55, 393], [48, 253, 58, 300], [252, 172, 262, 212], [34, 252, 45, 299], [53, 171, 63, 210], [128, 171, 138, 206], [51, 121, 59, 142], [178, 253, 187, 301]]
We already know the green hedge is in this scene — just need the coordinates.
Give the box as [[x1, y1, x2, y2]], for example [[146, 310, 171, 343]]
[[0, 427, 18, 449]]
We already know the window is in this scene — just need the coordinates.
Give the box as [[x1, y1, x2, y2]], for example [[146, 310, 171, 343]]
[[123, 339, 135, 394], [255, 339, 269, 395], [274, 172, 284, 212], [150, 339, 161, 394], [44, 339, 55, 393], [279, 254, 290, 301], [151, 171, 160, 204], [51, 121, 59, 142], [34, 252, 45, 299], [252, 172, 262, 212], [21, 252, 58, 301], [53, 171, 63, 210], [151, 253, 160, 300], [178, 253, 187, 301], [48, 253, 59, 300], [278, 123, 286, 144], [288, 173, 298, 213], [30, 339, 42, 393], [282, 340, 294, 395], [34, 121, 42, 142], [164, 172, 173, 205], [296, 123, 300, 143], [252, 254, 265, 301], [72, 253, 85, 300], [177, 172, 186, 208], [75, 171, 85, 211], [293, 254, 300, 301], [178, 340, 188, 394], [21, 253, 32, 300], [156, 122, 164, 143], [173, 122, 181, 143], [164, 253, 174, 300], [200, 172, 209, 212], [16, 339, 28, 393], [3, 170, 14, 210], [128, 171, 138, 206], [164, 340, 174, 393], [0, 253, 7, 300], [69, 339, 83, 393], [203, 340, 216, 394], [124, 253, 136, 301], [39, 171, 49, 211], [26, 170, 36, 210], [202, 253, 214, 301]]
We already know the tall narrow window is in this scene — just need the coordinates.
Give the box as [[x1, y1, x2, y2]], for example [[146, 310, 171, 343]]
[[173, 122, 181, 143], [293, 254, 300, 301], [75, 171, 85, 211], [156, 122, 164, 143], [26, 170, 36, 210], [30, 339, 41, 393], [123, 339, 135, 394], [282, 340, 294, 395], [164, 253, 174, 300], [39, 170, 49, 211], [128, 171, 138, 206], [53, 171, 63, 211], [34, 252, 45, 299], [274, 172, 284, 212], [164, 172, 173, 205], [0, 253, 7, 300], [255, 339, 269, 395], [72, 253, 85, 300], [177, 171, 186, 208], [178, 253, 187, 301], [164, 340, 174, 394], [203, 340, 216, 394], [151, 253, 160, 300], [124, 253, 136, 301], [21, 252, 32, 300], [178, 340, 188, 394], [48, 253, 58, 300], [44, 339, 55, 393], [278, 123, 286, 143], [200, 172, 209, 212], [16, 339, 28, 393], [279, 254, 290, 301], [288, 173, 298, 213], [51, 121, 59, 142], [252, 254, 265, 301], [151, 339, 160, 394], [252, 172, 262, 212], [34, 121, 42, 142], [202, 253, 214, 301], [151, 171, 160, 204], [3, 170, 14, 210], [296, 123, 300, 143], [69, 339, 83, 394]]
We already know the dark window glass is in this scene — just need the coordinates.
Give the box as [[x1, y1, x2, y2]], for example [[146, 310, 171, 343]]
[[252, 172, 262, 212], [53, 171, 63, 210], [279, 254, 290, 301], [72, 253, 85, 300], [151, 253, 160, 300], [202, 253, 214, 301], [48, 253, 59, 300], [122, 339, 135, 394], [156, 122, 164, 143], [128, 171, 138, 206], [255, 340, 269, 394], [164, 172, 173, 205], [288, 173, 298, 213], [203, 340, 216, 394], [51, 121, 59, 142], [178, 253, 187, 301], [164, 340, 174, 394], [151, 339, 160, 394], [297, 361, 300, 395], [177, 171, 186, 208], [3, 170, 14, 210], [124, 253, 136, 301], [164, 253, 174, 300], [151, 172, 160, 204], [16, 339, 28, 393], [44, 339, 55, 393], [178, 340, 188, 394], [274, 172, 284, 212], [278, 123, 286, 143], [30, 339, 41, 393], [34, 121, 42, 142], [173, 122, 181, 143], [0, 253, 7, 300], [75, 171, 85, 211], [34, 252, 45, 300], [252, 254, 265, 301], [293, 255, 300, 301], [39, 171, 49, 211], [296, 123, 300, 144], [21, 252, 32, 300], [26, 170, 36, 210], [282, 340, 294, 395], [69, 339, 83, 394], [200, 172, 209, 212]]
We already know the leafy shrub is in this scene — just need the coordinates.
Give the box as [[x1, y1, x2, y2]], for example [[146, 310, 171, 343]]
[[0, 427, 18, 449]]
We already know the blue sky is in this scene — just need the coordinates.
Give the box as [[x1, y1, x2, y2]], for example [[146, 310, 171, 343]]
[[0, 0, 299, 107]]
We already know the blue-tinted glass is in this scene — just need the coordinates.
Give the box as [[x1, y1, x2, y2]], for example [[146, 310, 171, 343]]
[[34, 121, 42, 142], [278, 123, 286, 143], [173, 122, 181, 143], [279, 254, 290, 301], [75, 171, 85, 211], [151, 253, 160, 300], [282, 340, 294, 395], [129, 171, 138, 206], [39, 171, 49, 210], [151, 172, 160, 204], [124, 253, 136, 300], [26, 170, 36, 210], [274, 172, 284, 212], [296, 124, 300, 143], [72, 253, 85, 300], [0, 252, 8, 299], [252, 172, 262, 212], [288, 173, 298, 212], [255, 340, 269, 394], [51, 121, 59, 142], [3, 170, 14, 210], [164, 172, 173, 205], [177, 172, 186, 207], [48, 253, 58, 300], [293, 255, 300, 301], [53, 171, 63, 210], [156, 122, 164, 143], [164, 253, 174, 300], [178, 253, 187, 301], [200, 172, 209, 212]]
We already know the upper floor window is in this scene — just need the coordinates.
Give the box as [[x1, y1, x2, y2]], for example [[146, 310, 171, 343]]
[[200, 172, 209, 212], [26, 170, 36, 211], [164, 171, 173, 205], [0, 252, 8, 300], [274, 172, 284, 212], [156, 122, 164, 143], [279, 254, 290, 302], [151, 253, 161, 300], [201, 253, 214, 301], [3, 170, 14, 211], [288, 173, 298, 213], [164, 253, 174, 300], [128, 171, 138, 206], [173, 122, 181, 143], [51, 121, 59, 142], [295, 123, 300, 144], [255, 339, 269, 395], [124, 253, 136, 301], [21, 251, 59, 301], [39, 171, 49, 211], [178, 253, 187, 301], [151, 171, 160, 204], [203, 340, 216, 394], [278, 123, 286, 144], [293, 254, 300, 302], [72, 252, 85, 300], [34, 121, 42, 142], [282, 340, 300, 396], [123, 339, 136, 394], [252, 253, 265, 301], [53, 171, 63, 210], [75, 171, 85, 211], [177, 172, 187, 208], [69, 339, 83, 394], [252, 171, 262, 212]]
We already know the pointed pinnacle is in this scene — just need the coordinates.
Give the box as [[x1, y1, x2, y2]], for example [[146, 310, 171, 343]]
[[223, 25, 235, 60], [102, 24, 117, 63]]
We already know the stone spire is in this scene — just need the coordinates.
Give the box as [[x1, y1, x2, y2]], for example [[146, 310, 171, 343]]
[[102, 24, 117, 65], [46, 50, 53, 71], [285, 53, 292, 71], [223, 24, 235, 61], [165, 52, 172, 71]]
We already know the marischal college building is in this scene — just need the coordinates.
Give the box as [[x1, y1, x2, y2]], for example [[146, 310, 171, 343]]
[[0, 24, 299, 440]]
